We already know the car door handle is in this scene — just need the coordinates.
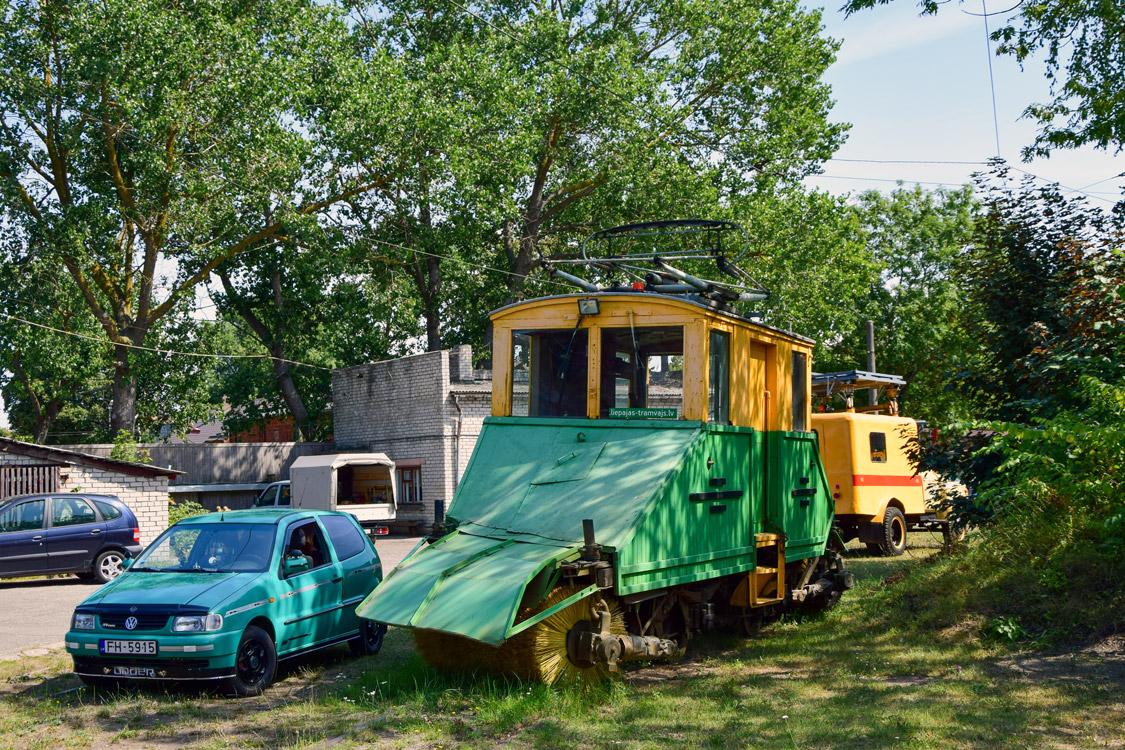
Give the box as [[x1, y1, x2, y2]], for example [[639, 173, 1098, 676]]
[[31, 535, 43, 542], [90, 529, 102, 535], [332, 577, 343, 584]]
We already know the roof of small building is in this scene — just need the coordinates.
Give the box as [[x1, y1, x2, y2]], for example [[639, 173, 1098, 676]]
[[0, 437, 184, 479]]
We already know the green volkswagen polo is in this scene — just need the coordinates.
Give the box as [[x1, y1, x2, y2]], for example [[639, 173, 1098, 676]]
[[65, 509, 385, 697]]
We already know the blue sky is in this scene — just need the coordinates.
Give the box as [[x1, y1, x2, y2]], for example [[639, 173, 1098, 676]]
[[805, 0, 1125, 207]]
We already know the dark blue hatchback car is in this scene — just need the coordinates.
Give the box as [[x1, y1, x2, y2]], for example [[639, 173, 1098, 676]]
[[0, 494, 143, 583]]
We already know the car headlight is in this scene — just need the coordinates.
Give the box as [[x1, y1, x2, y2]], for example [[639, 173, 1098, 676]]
[[172, 614, 224, 632], [73, 613, 95, 630]]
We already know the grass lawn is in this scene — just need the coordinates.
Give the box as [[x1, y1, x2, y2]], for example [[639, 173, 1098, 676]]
[[2, 536, 1122, 749]]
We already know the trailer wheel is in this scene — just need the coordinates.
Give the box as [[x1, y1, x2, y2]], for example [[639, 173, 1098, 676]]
[[878, 507, 908, 556]]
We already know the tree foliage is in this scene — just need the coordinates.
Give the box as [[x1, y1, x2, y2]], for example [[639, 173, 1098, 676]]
[[955, 163, 1125, 419], [826, 185, 977, 423], [841, 0, 1125, 158], [0, 0, 402, 435], [210, 235, 422, 441], [346, 0, 849, 353]]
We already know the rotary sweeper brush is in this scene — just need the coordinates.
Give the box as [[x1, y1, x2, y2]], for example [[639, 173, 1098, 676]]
[[355, 221, 855, 682]]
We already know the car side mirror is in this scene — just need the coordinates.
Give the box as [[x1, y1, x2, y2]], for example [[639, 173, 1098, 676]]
[[284, 554, 309, 576], [121, 558, 134, 571]]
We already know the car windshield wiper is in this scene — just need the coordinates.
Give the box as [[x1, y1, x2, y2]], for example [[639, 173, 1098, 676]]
[[130, 566, 164, 572]]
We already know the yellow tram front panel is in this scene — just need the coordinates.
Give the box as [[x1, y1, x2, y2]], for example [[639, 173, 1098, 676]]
[[490, 293, 813, 431]]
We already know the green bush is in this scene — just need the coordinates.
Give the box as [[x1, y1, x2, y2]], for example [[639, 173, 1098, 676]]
[[168, 497, 208, 526], [892, 378, 1125, 646]]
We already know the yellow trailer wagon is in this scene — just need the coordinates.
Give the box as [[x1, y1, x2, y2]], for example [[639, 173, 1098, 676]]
[[812, 371, 956, 555]]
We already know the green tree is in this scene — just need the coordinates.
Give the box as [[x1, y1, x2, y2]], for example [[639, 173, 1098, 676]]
[[0, 0, 402, 435], [841, 0, 1125, 158], [956, 164, 1125, 419], [0, 258, 109, 443], [210, 234, 422, 441], [829, 185, 977, 422], [347, 0, 848, 352]]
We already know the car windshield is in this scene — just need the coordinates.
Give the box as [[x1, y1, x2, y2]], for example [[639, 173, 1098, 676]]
[[134, 523, 275, 573]]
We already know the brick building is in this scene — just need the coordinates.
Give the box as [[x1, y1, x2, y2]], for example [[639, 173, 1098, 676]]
[[332, 345, 490, 532], [0, 438, 182, 544]]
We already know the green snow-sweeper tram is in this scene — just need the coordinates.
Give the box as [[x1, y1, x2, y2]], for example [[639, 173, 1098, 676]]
[[356, 220, 854, 683]]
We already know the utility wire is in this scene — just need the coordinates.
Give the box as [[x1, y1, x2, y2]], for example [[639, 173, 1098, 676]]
[[829, 158, 987, 165], [0, 311, 332, 370], [981, 0, 1002, 157]]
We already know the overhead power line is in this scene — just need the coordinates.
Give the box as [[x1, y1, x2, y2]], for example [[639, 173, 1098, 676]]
[[0, 311, 332, 371]]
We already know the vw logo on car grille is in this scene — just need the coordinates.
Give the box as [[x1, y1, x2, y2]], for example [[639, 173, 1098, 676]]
[[124, 616, 138, 631]]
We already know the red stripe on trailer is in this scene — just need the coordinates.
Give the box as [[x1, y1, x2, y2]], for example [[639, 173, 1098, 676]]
[[853, 474, 922, 487]]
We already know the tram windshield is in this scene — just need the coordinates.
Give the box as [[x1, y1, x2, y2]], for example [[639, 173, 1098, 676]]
[[510, 325, 685, 419], [599, 327, 684, 418], [512, 329, 590, 418]]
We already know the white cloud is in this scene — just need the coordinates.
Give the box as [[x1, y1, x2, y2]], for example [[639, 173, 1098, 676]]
[[829, 7, 979, 68]]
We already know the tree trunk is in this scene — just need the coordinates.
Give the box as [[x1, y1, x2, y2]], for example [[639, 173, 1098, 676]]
[[108, 326, 146, 437], [32, 400, 63, 445], [273, 357, 312, 441], [109, 342, 137, 437], [423, 251, 442, 351]]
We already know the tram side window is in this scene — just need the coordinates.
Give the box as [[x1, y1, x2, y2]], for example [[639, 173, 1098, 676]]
[[792, 351, 808, 431], [511, 329, 590, 418], [599, 327, 684, 418], [708, 330, 730, 424]]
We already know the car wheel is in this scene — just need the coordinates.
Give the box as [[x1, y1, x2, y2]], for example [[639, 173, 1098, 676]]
[[93, 550, 126, 583], [349, 620, 387, 657], [223, 626, 277, 698], [879, 507, 908, 557]]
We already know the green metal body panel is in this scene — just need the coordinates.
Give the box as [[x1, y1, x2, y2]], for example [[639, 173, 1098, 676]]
[[764, 432, 834, 561], [356, 417, 834, 645]]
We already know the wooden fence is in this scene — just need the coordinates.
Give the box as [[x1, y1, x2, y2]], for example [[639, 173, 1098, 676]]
[[0, 464, 59, 496]]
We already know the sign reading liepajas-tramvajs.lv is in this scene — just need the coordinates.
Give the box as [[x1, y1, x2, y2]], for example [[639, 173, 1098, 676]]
[[608, 407, 678, 419]]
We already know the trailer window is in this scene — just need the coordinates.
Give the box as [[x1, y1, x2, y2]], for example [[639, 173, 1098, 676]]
[[709, 330, 730, 424], [511, 328, 589, 418], [599, 327, 684, 418], [870, 432, 888, 463]]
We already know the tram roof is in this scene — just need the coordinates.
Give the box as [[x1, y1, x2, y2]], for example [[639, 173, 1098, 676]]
[[490, 292, 815, 345]]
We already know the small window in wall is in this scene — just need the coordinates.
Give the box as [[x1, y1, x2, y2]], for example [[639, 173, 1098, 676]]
[[511, 328, 589, 418], [708, 330, 731, 424], [599, 326, 684, 418], [792, 351, 808, 432], [870, 432, 888, 463], [398, 467, 423, 505]]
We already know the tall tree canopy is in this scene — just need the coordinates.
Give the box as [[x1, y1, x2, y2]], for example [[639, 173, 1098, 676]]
[[0, 0, 403, 435], [841, 0, 1125, 157], [346, 0, 849, 353], [955, 165, 1125, 419], [827, 185, 977, 423]]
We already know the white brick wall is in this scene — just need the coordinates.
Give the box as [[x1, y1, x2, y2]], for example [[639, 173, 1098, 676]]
[[1, 453, 170, 545]]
